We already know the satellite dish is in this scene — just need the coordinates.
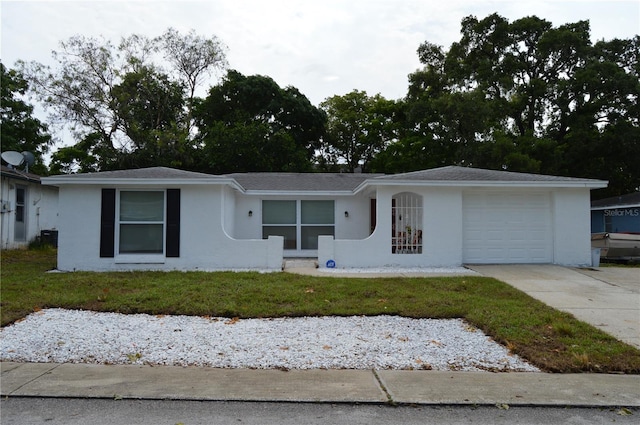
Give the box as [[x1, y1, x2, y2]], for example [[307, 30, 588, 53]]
[[21, 152, 35, 167], [21, 151, 35, 172], [1, 151, 24, 167]]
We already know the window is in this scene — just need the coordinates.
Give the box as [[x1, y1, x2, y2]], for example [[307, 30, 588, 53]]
[[14, 185, 26, 241], [118, 191, 165, 254], [100, 188, 180, 259], [262, 200, 297, 249], [262, 200, 335, 250], [301, 200, 334, 249], [392, 192, 423, 254], [15, 186, 25, 223]]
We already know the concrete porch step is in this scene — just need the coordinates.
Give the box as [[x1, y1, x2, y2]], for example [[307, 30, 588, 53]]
[[283, 258, 318, 269]]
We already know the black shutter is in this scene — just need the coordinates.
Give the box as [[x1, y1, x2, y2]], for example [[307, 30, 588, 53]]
[[100, 189, 116, 258], [166, 189, 180, 257]]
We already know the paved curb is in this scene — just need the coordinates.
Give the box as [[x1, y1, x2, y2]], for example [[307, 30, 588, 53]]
[[2, 362, 639, 407], [376, 370, 640, 406]]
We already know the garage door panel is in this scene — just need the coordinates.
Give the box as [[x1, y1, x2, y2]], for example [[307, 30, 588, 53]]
[[509, 229, 526, 240], [508, 248, 527, 262], [529, 231, 547, 242], [486, 230, 505, 241], [486, 247, 508, 261], [529, 247, 548, 258], [463, 192, 553, 264]]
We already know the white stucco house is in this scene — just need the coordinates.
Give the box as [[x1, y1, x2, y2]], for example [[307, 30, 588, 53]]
[[41, 166, 607, 272], [1, 165, 59, 249]]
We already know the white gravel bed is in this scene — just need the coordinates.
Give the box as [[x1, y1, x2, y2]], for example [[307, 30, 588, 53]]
[[0, 309, 539, 372]]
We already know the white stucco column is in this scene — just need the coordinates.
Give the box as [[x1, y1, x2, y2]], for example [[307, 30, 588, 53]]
[[317, 235, 335, 268], [267, 235, 285, 269], [552, 188, 593, 266]]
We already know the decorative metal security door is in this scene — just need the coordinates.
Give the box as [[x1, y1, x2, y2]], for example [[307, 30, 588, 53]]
[[391, 192, 422, 254]]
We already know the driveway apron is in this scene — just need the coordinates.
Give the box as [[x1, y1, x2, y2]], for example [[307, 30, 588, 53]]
[[467, 265, 640, 349]]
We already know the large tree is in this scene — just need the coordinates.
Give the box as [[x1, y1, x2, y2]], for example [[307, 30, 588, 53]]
[[50, 66, 189, 174], [386, 14, 639, 197], [19, 28, 227, 172], [193, 70, 326, 173], [319, 90, 398, 172], [159, 28, 227, 105], [557, 36, 640, 196], [0, 62, 53, 175], [110, 66, 189, 168]]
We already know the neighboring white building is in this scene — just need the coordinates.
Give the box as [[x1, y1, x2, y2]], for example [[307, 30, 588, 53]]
[[1, 165, 59, 249], [41, 166, 607, 271]]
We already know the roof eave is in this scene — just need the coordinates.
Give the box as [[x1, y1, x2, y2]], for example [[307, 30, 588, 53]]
[[591, 203, 640, 211], [1, 172, 41, 184], [41, 177, 241, 189], [242, 190, 357, 197], [356, 179, 609, 190]]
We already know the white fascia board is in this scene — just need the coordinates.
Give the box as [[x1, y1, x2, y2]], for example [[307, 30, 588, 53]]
[[354, 179, 608, 193], [242, 190, 356, 197], [41, 177, 242, 190]]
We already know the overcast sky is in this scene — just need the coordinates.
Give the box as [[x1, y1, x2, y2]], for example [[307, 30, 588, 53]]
[[1, 0, 639, 108]]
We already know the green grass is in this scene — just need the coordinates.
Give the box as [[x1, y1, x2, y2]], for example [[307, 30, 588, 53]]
[[2, 248, 639, 373], [601, 261, 640, 267]]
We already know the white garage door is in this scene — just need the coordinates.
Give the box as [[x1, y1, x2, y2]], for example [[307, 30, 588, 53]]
[[463, 192, 553, 264]]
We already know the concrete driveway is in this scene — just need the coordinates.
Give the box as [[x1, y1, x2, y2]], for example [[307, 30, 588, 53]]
[[467, 265, 640, 349]]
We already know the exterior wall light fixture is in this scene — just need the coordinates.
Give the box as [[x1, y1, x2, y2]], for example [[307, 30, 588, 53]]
[[248, 210, 253, 217], [344, 211, 349, 218]]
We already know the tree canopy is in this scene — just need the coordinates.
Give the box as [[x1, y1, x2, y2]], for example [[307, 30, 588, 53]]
[[19, 28, 226, 173], [372, 13, 639, 197], [11, 16, 639, 198], [319, 90, 399, 172], [193, 70, 326, 173], [0, 62, 53, 175]]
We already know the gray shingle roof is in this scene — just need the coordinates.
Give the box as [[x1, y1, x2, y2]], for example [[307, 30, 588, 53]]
[[46, 167, 224, 180], [591, 192, 640, 208], [376, 166, 602, 183], [226, 172, 382, 191], [43, 165, 606, 191], [1, 165, 42, 183]]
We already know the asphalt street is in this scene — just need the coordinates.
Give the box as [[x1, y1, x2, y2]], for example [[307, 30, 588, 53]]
[[1, 398, 637, 425]]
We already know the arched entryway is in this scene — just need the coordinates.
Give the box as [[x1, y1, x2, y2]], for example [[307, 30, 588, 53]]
[[392, 192, 423, 254]]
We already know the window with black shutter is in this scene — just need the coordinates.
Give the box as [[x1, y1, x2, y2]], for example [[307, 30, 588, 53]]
[[99, 188, 180, 258]]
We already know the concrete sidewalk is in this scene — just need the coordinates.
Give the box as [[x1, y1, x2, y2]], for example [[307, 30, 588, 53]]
[[468, 265, 640, 349], [2, 362, 639, 407]]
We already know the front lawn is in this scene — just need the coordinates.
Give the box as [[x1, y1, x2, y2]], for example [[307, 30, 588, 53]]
[[1, 248, 639, 373]]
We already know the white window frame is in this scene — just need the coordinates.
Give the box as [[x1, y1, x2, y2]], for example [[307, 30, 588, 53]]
[[262, 200, 335, 252], [300, 200, 335, 250], [115, 189, 166, 264], [262, 200, 297, 250]]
